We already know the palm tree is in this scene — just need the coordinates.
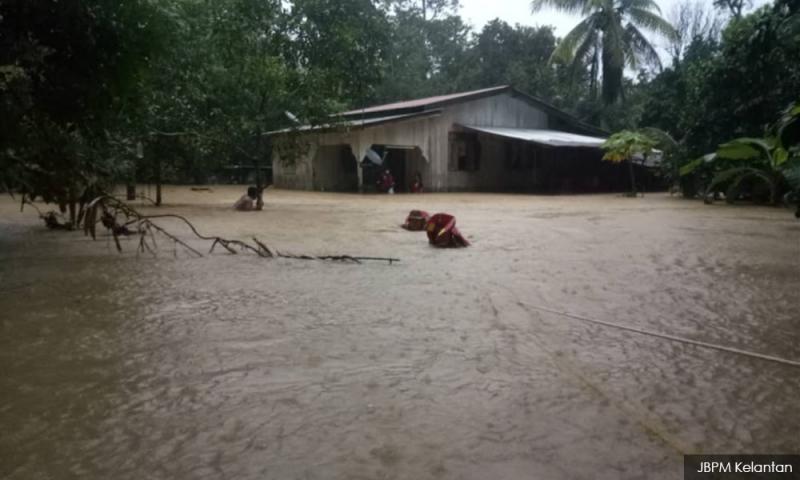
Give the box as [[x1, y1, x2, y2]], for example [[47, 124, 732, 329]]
[[531, 0, 677, 104]]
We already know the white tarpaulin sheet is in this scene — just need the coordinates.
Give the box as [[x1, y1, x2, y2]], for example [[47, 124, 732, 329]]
[[462, 125, 606, 148]]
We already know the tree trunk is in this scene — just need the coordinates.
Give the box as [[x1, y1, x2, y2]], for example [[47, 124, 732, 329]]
[[255, 137, 263, 201], [68, 199, 77, 226], [126, 184, 136, 201], [628, 159, 637, 196], [155, 157, 162, 206]]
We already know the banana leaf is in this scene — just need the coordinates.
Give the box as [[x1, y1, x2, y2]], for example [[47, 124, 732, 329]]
[[783, 163, 800, 189], [680, 153, 715, 176], [716, 137, 775, 161], [706, 167, 778, 204]]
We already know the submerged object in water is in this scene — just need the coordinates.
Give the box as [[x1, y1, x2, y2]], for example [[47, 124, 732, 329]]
[[402, 210, 430, 231], [425, 213, 469, 248]]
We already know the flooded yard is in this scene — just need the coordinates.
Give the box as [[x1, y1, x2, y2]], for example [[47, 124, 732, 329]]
[[1, 186, 799, 479]]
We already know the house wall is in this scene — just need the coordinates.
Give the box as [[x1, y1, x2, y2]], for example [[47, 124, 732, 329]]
[[273, 143, 316, 190], [273, 92, 569, 192], [311, 145, 358, 192], [431, 93, 548, 191], [273, 115, 439, 191]]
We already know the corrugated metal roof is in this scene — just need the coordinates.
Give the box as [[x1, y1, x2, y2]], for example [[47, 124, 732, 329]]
[[341, 86, 510, 116], [462, 125, 607, 148], [266, 110, 440, 136]]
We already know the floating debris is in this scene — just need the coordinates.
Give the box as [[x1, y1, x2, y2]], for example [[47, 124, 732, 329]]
[[426, 213, 469, 248]]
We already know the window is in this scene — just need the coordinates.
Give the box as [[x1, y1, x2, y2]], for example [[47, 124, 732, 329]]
[[449, 132, 481, 172]]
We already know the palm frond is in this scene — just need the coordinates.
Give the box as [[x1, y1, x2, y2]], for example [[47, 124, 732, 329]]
[[531, 0, 590, 14], [571, 28, 600, 65], [619, 0, 662, 15], [624, 24, 662, 69], [563, 28, 599, 80], [619, 27, 641, 70], [628, 7, 678, 40], [550, 14, 599, 62]]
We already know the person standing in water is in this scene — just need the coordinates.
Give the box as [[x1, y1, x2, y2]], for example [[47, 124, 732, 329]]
[[233, 186, 263, 211], [378, 169, 395, 194], [411, 171, 424, 193]]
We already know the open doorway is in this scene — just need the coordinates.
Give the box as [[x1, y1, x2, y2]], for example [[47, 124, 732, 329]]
[[384, 148, 408, 193], [361, 145, 421, 193]]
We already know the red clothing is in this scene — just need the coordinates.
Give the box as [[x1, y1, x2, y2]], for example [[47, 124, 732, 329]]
[[378, 172, 395, 193], [426, 213, 469, 248], [402, 210, 430, 231]]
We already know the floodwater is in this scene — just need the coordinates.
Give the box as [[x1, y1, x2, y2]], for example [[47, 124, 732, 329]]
[[1, 186, 798, 479]]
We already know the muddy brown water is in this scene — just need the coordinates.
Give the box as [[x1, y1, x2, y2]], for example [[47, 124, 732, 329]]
[[1, 186, 799, 479]]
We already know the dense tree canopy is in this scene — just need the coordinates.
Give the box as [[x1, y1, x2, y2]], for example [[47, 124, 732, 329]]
[[641, 1, 800, 161]]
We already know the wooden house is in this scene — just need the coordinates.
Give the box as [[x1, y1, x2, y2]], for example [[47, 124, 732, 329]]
[[269, 85, 638, 193]]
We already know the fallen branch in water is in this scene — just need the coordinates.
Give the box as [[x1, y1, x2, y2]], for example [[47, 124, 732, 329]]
[[22, 197, 75, 230], [77, 196, 399, 265]]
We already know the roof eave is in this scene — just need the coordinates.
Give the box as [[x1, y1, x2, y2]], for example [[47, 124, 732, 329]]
[[264, 110, 442, 137], [339, 85, 512, 120]]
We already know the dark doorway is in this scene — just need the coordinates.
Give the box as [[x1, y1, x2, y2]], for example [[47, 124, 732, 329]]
[[361, 145, 413, 193], [384, 148, 408, 193]]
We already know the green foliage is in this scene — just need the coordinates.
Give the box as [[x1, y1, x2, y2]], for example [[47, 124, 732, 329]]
[[680, 100, 800, 205], [705, 167, 780, 204], [466, 21, 561, 97], [639, 126, 689, 187], [1, 0, 393, 199], [601, 129, 658, 195], [286, 0, 390, 114], [1, 0, 797, 216], [531, 0, 677, 105], [601, 130, 657, 163], [643, 3, 800, 161], [713, 0, 752, 18], [374, 6, 471, 102], [640, 1, 799, 200], [0, 0, 165, 218]]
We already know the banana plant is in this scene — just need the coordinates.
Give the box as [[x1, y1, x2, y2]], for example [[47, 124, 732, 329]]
[[639, 127, 692, 193], [681, 101, 800, 205], [601, 130, 658, 196]]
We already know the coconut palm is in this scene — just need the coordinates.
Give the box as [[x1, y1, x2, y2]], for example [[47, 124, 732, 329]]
[[531, 0, 677, 104]]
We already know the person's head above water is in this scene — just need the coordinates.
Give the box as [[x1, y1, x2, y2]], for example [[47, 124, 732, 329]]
[[247, 186, 258, 199]]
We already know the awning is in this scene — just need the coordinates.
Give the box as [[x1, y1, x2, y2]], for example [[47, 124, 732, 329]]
[[460, 125, 606, 148]]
